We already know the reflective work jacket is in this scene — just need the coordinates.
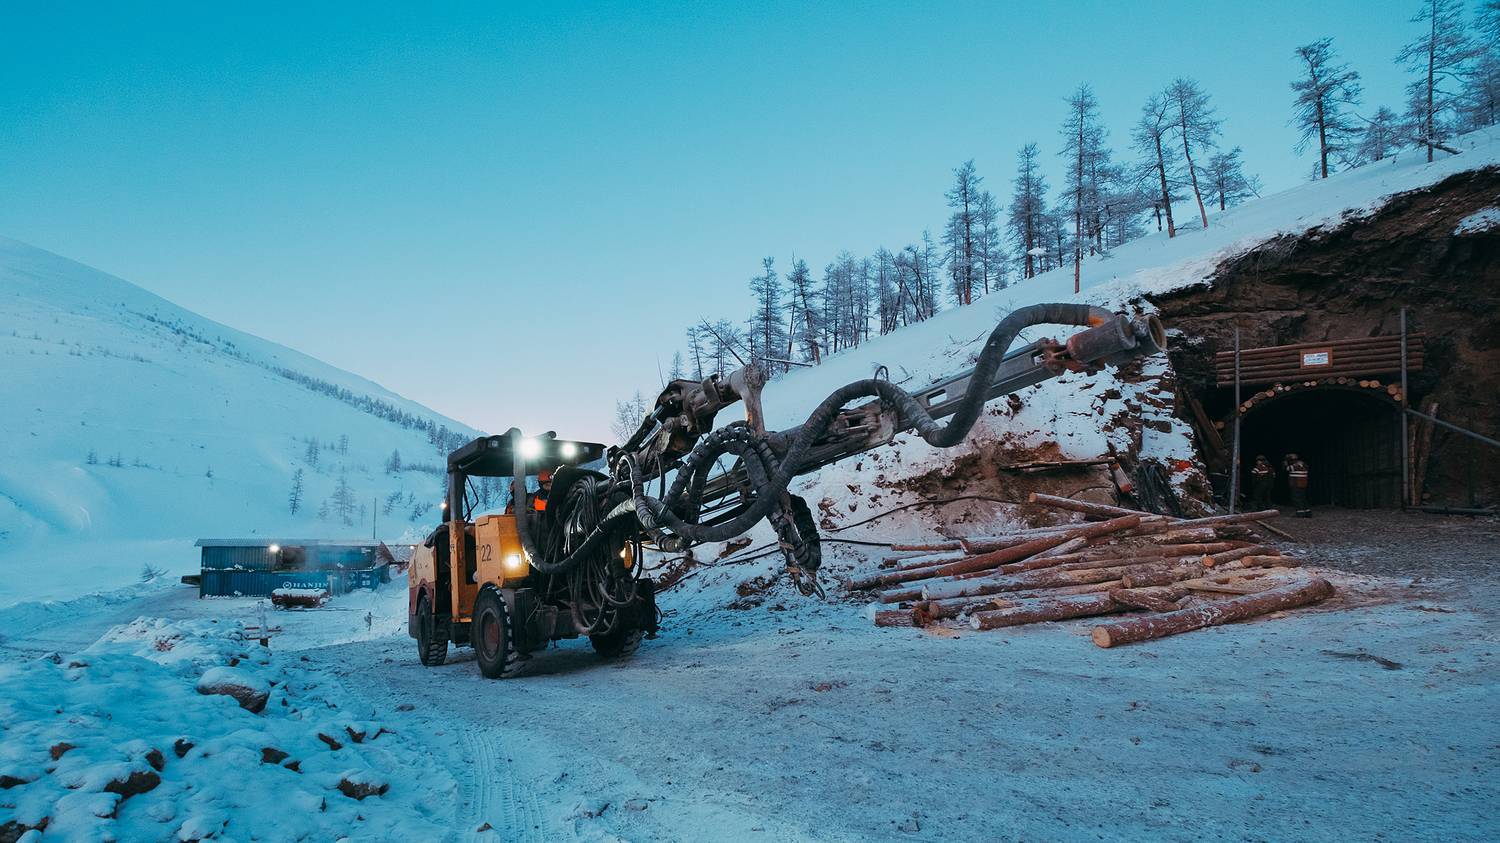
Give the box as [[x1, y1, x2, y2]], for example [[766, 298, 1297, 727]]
[[1251, 464, 1274, 480], [1286, 461, 1309, 488], [533, 493, 548, 512]]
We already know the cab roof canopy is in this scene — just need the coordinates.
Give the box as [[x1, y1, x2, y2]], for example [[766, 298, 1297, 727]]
[[446, 432, 606, 477]]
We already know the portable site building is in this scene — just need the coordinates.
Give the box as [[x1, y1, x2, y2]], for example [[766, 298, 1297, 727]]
[[195, 538, 394, 597]]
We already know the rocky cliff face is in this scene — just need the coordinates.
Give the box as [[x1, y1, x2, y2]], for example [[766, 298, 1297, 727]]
[[1150, 167, 1500, 507]]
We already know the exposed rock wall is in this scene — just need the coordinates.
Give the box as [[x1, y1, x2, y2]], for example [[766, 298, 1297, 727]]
[[1150, 167, 1500, 506]]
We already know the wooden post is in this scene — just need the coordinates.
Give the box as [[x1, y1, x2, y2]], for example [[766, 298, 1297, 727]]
[[1229, 326, 1242, 514], [1400, 307, 1409, 508]]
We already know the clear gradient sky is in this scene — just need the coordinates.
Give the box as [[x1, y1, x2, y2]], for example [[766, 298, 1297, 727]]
[[1, 1, 1424, 440]]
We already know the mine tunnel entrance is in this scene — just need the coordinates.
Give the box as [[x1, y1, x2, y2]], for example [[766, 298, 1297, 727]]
[[1238, 387, 1402, 509]]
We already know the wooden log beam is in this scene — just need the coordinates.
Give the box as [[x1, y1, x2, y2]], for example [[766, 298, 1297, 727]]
[[888, 541, 963, 552], [914, 580, 1123, 623], [1108, 585, 1191, 612], [969, 592, 1125, 630], [1027, 493, 1158, 521], [1090, 578, 1336, 648], [1213, 334, 1425, 360], [907, 514, 1141, 583], [1120, 562, 1206, 588], [922, 557, 1187, 602]]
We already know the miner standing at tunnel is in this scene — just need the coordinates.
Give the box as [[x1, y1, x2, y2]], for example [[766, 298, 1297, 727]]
[[1249, 455, 1275, 510], [1284, 453, 1311, 517]]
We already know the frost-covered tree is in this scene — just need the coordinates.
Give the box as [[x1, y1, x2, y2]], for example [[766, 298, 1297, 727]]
[[331, 471, 356, 526], [668, 351, 685, 380], [1356, 106, 1404, 162], [304, 437, 320, 468], [288, 468, 304, 515], [874, 248, 900, 335], [1007, 143, 1049, 278], [1397, 0, 1473, 161], [747, 257, 788, 374], [338, 434, 349, 456], [699, 318, 743, 376], [973, 189, 1005, 295], [86, 449, 98, 465], [1166, 78, 1221, 231], [1132, 93, 1181, 238], [941, 160, 982, 306], [1060, 84, 1107, 292], [1203, 148, 1260, 211], [1461, 1, 1500, 130], [684, 325, 706, 380], [1291, 38, 1363, 179], [611, 392, 648, 442], [385, 449, 402, 474], [785, 257, 821, 364]]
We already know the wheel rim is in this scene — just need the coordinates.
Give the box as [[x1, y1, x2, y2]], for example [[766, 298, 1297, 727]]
[[481, 610, 501, 657]]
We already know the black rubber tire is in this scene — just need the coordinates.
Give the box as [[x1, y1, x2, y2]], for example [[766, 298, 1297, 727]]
[[473, 589, 525, 679], [416, 593, 448, 666], [590, 626, 644, 659]]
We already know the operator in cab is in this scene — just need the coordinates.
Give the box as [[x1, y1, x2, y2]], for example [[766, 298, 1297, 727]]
[[532, 469, 553, 512]]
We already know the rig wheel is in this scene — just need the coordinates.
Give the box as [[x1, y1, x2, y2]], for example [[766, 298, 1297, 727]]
[[415, 593, 447, 667], [473, 589, 525, 679], [590, 626, 644, 659]]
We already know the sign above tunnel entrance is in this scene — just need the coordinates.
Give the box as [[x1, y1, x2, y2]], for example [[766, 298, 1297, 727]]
[[1300, 348, 1333, 368]]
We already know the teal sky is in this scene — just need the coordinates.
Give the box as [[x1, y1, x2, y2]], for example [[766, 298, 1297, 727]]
[[0, 1, 1423, 439]]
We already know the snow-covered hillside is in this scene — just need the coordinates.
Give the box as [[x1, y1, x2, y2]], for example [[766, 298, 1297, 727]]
[[664, 129, 1500, 613], [0, 237, 481, 606]]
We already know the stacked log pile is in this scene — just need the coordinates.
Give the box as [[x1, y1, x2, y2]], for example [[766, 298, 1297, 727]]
[[860, 493, 1335, 648]]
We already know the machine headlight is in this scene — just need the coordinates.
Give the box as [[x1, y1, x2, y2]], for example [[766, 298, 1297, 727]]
[[519, 437, 542, 458], [503, 553, 528, 575], [559, 441, 578, 459]]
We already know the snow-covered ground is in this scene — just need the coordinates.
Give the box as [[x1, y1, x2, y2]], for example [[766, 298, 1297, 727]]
[[2, 566, 1495, 841], [0, 237, 480, 607], [4, 133, 1499, 840]]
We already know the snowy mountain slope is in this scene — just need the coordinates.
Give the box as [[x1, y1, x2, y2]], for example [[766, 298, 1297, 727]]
[[660, 130, 1500, 615], [0, 236, 481, 606]]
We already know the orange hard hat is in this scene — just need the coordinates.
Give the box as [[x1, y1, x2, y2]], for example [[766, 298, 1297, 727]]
[[538, 469, 554, 483]]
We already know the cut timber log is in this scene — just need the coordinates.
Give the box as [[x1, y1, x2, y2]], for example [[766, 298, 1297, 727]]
[[1108, 585, 1190, 612], [1027, 493, 1159, 521], [898, 514, 1141, 584], [888, 542, 963, 552], [969, 592, 1124, 630], [1201, 545, 1278, 567], [914, 581, 1122, 623], [1120, 562, 1206, 588], [922, 557, 1187, 602], [1091, 578, 1336, 648], [873, 609, 917, 627], [1253, 519, 1296, 541]]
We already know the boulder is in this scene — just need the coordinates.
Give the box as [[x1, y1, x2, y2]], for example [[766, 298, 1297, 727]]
[[195, 667, 269, 713]]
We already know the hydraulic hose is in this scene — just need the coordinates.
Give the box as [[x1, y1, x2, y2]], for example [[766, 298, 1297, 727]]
[[519, 303, 1145, 576]]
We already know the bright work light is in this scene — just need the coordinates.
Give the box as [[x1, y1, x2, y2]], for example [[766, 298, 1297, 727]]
[[519, 437, 542, 458], [559, 441, 578, 458]]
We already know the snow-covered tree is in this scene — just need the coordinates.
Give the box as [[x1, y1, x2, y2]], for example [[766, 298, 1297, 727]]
[[1203, 147, 1260, 211], [1166, 78, 1221, 231], [1461, 1, 1500, 130], [973, 189, 1005, 295], [385, 449, 402, 474], [611, 391, 648, 442], [1132, 93, 1182, 238], [1060, 84, 1114, 291], [747, 257, 788, 374], [786, 257, 821, 364], [304, 437, 320, 468], [873, 248, 900, 335], [1355, 106, 1403, 162], [1007, 143, 1049, 278], [1397, 0, 1473, 161], [331, 471, 356, 526], [684, 325, 706, 380], [288, 468, 304, 515], [941, 160, 982, 306], [668, 351, 685, 381], [1291, 38, 1363, 179]]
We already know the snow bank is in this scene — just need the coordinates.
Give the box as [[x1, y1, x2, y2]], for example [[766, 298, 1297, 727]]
[[0, 616, 455, 840]]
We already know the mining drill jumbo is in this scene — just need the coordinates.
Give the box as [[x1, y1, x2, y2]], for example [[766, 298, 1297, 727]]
[[409, 304, 1166, 678]]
